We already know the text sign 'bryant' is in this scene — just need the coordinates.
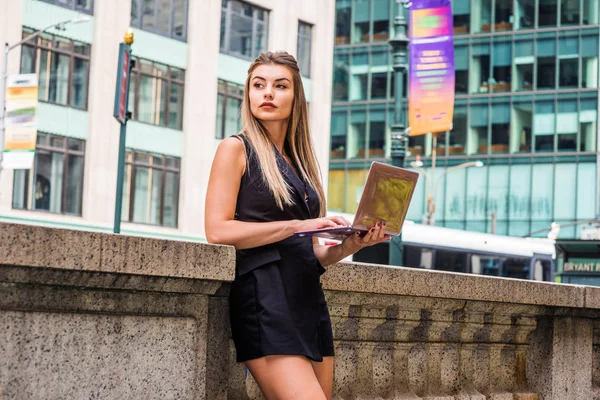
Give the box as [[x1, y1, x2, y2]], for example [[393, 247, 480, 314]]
[[564, 262, 600, 273]]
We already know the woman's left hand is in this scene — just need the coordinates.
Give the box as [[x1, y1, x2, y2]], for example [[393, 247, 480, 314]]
[[341, 220, 390, 255]]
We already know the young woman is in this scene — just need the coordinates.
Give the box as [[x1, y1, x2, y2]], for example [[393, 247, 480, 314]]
[[205, 51, 389, 400]]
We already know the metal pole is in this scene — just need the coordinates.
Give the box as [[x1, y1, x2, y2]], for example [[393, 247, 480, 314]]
[[114, 122, 127, 233], [113, 40, 133, 234], [0, 43, 9, 175], [428, 134, 438, 225], [388, 0, 410, 266]]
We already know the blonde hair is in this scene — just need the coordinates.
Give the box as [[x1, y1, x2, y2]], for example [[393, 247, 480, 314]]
[[240, 51, 326, 217]]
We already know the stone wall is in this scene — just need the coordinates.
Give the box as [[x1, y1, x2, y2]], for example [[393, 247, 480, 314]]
[[2, 222, 600, 399]]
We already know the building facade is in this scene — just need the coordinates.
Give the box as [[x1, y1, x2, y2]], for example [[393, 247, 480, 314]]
[[0, 0, 336, 239], [330, 0, 600, 239]]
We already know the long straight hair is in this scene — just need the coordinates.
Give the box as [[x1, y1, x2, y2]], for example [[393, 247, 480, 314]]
[[240, 51, 326, 217]]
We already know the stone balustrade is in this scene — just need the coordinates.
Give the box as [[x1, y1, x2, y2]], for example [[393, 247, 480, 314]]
[[1, 222, 600, 399]]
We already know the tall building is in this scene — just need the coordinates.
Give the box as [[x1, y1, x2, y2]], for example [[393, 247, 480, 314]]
[[0, 0, 336, 239], [329, 0, 599, 239]]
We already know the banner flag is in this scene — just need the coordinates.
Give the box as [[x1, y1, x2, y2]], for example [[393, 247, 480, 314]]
[[3, 73, 39, 169], [408, 0, 455, 137]]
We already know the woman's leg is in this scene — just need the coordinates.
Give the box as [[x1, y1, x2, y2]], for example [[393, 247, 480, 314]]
[[311, 356, 334, 400], [246, 355, 327, 400]]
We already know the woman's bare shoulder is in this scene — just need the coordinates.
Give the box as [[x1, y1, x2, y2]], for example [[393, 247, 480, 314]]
[[214, 136, 246, 175]]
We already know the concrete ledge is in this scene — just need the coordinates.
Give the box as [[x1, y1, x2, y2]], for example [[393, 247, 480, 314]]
[[323, 261, 599, 309], [0, 223, 235, 282]]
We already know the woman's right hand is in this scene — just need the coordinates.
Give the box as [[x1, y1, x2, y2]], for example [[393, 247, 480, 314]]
[[293, 215, 352, 232]]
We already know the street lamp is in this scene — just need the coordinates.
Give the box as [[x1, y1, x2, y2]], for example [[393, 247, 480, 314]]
[[387, 0, 411, 266], [410, 158, 484, 225], [0, 14, 91, 173]]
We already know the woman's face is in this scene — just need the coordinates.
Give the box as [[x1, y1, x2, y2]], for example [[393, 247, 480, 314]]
[[249, 64, 295, 123]]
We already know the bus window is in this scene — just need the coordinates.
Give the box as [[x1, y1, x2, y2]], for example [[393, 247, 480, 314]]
[[471, 255, 501, 276], [435, 250, 467, 273], [504, 258, 530, 279], [403, 245, 422, 268], [354, 242, 389, 265]]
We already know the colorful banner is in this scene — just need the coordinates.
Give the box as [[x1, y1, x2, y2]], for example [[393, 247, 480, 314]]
[[3, 74, 38, 169], [408, 0, 455, 137]]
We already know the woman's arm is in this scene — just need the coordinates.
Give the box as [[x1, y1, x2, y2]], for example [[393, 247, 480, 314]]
[[205, 138, 345, 250], [312, 222, 390, 267]]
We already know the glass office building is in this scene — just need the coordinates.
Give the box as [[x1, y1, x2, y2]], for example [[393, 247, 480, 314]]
[[329, 0, 599, 239]]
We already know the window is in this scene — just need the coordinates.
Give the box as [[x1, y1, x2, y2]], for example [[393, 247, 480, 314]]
[[492, 39, 511, 92], [353, 0, 370, 43], [448, 103, 467, 154], [20, 28, 91, 109], [477, 0, 493, 33], [470, 102, 489, 154], [220, 0, 269, 60], [39, 0, 93, 14], [491, 100, 510, 153], [12, 133, 85, 215], [515, 0, 535, 29], [534, 101, 555, 152], [514, 40, 534, 91], [539, 0, 558, 27], [452, 0, 470, 34], [128, 58, 185, 130], [216, 80, 243, 139], [122, 151, 180, 227], [512, 98, 533, 153], [333, 48, 350, 101], [537, 38, 556, 90], [560, 0, 580, 25], [297, 22, 312, 78], [335, 0, 351, 44], [330, 111, 347, 159], [470, 42, 490, 94], [131, 0, 188, 41], [455, 46, 468, 93], [372, 0, 390, 41]]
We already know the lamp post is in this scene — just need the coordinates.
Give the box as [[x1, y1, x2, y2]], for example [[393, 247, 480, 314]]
[[113, 28, 135, 234], [410, 159, 484, 225], [0, 15, 90, 175], [388, 0, 410, 266]]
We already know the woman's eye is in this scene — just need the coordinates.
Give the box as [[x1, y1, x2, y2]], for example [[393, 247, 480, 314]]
[[276, 84, 287, 89], [254, 83, 263, 88]]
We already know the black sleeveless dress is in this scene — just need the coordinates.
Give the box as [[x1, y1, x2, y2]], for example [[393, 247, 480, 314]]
[[229, 134, 335, 363]]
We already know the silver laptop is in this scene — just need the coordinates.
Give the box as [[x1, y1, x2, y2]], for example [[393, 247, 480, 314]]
[[294, 161, 419, 240]]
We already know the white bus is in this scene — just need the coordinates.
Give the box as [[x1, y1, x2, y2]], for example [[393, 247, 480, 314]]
[[324, 213, 556, 282]]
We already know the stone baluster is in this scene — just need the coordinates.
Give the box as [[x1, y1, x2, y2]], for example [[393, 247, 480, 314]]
[[408, 308, 456, 399], [455, 309, 487, 400], [512, 315, 538, 399]]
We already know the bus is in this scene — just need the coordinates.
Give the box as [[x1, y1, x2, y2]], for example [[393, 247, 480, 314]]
[[325, 213, 556, 282]]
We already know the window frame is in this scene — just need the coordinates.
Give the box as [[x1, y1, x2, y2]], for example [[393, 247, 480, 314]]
[[216, 79, 244, 139], [220, 0, 270, 60], [130, 0, 189, 41], [12, 132, 86, 216], [38, 0, 94, 14], [123, 150, 181, 228], [20, 28, 91, 110], [128, 57, 186, 130], [297, 21, 313, 78]]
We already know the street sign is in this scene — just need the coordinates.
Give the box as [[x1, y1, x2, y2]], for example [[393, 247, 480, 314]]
[[113, 43, 131, 124]]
